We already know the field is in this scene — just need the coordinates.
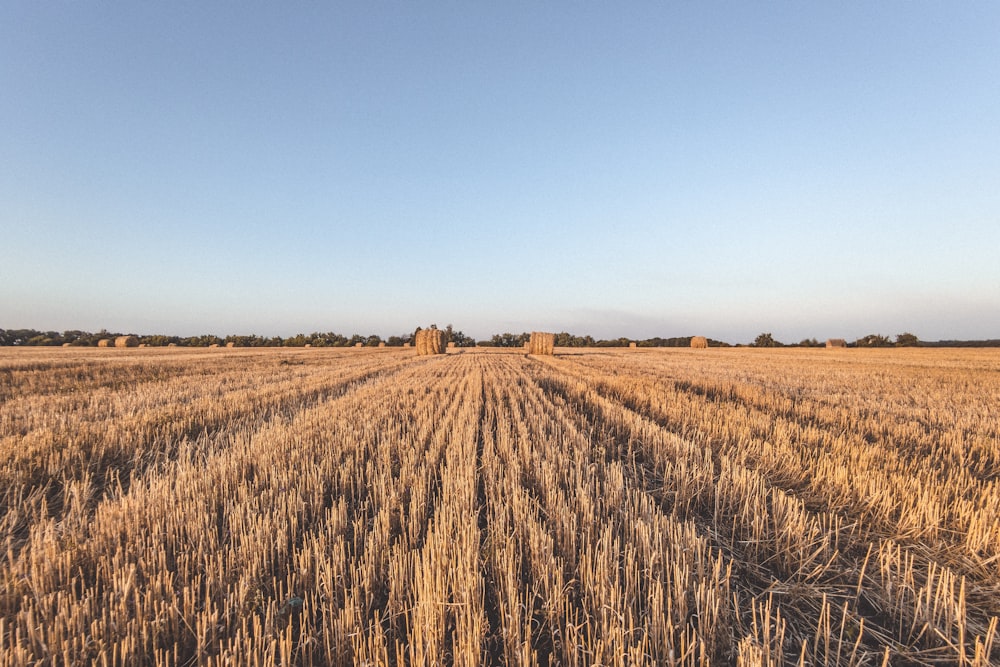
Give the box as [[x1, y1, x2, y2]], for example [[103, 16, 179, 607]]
[[1, 346, 998, 666]]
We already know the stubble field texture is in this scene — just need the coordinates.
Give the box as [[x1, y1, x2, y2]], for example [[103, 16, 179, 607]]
[[0, 346, 998, 666]]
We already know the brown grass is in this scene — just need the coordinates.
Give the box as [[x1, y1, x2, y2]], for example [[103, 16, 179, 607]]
[[0, 347, 997, 665]]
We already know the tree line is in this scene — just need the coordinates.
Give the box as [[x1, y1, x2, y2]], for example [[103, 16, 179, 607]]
[[5, 327, 998, 348]]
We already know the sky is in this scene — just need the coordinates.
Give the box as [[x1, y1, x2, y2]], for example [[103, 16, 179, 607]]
[[2, 3, 998, 344]]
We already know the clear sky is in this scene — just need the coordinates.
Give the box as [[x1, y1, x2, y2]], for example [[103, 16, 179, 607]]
[[2, 3, 998, 344]]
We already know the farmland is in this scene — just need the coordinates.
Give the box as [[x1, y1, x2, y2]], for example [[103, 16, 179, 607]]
[[1, 347, 998, 665]]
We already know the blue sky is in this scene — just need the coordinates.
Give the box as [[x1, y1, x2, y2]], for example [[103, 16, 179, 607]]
[[2, 3, 998, 343]]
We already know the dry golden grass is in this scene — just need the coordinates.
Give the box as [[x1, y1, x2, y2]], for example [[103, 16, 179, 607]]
[[0, 347, 997, 665]]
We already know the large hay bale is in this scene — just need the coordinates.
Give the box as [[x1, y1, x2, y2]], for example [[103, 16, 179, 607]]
[[629, 341, 637, 349], [690, 336, 709, 349], [447, 341, 456, 349], [115, 335, 139, 348], [97, 339, 112, 348], [415, 328, 446, 355], [528, 331, 555, 355], [378, 341, 386, 348], [826, 338, 847, 349], [226, 342, 236, 348]]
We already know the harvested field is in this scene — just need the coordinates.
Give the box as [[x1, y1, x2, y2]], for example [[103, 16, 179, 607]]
[[1, 347, 998, 665]]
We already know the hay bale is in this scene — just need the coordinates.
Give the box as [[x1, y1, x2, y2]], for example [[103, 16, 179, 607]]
[[115, 335, 139, 348], [168, 343, 178, 347], [415, 328, 445, 355], [447, 341, 456, 349], [690, 336, 708, 349], [62, 342, 72, 347], [378, 341, 386, 348], [209, 343, 220, 348], [304, 343, 312, 348], [826, 338, 847, 349], [403, 342, 411, 348], [629, 341, 637, 349], [354, 342, 363, 348], [138, 344, 148, 348], [226, 342, 236, 348], [528, 331, 555, 355]]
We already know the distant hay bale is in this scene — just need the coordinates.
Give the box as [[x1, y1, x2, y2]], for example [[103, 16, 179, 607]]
[[167, 343, 178, 347], [226, 342, 236, 348], [138, 344, 148, 348], [690, 336, 709, 349], [354, 342, 363, 348], [826, 338, 847, 349], [62, 342, 72, 347], [447, 341, 456, 349], [529, 331, 555, 355], [115, 336, 139, 348], [378, 341, 386, 348], [209, 343, 220, 348], [97, 339, 112, 348], [304, 343, 311, 348], [415, 328, 446, 355], [629, 342, 637, 349], [403, 342, 411, 348]]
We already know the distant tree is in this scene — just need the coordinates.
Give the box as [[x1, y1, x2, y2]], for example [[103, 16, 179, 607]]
[[895, 332, 919, 347], [444, 324, 476, 347], [797, 338, 820, 347], [491, 332, 530, 347], [751, 333, 781, 348], [856, 334, 892, 348]]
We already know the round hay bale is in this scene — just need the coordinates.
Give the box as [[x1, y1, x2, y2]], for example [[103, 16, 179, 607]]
[[690, 336, 708, 349], [378, 341, 386, 348], [826, 338, 847, 349], [403, 342, 411, 348], [354, 342, 363, 348], [62, 342, 72, 347], [115, 335, 139, 348], [415, 328, 445, 355], [529, 331, 555, 355], [97, 339, 112, 347], [629, 341, 637, 349], [226, 342, 236, 348]]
